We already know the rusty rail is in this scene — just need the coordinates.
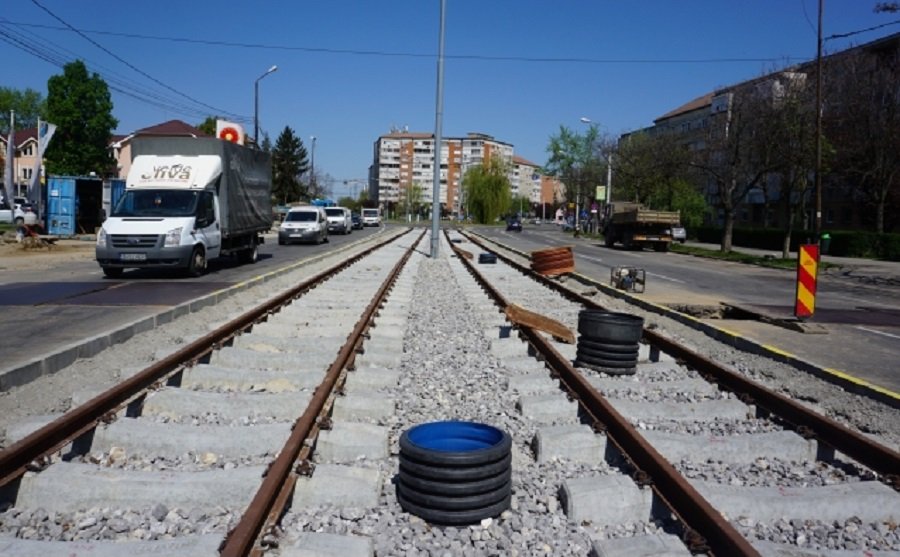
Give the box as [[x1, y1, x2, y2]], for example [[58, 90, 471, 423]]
[[456, 229, 900, 481], [0, 230, 410, 488], [220, 229, 426, 556], [447, 228, 760, 555]]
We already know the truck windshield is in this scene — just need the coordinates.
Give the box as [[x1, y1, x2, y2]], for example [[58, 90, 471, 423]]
[[112, 190, 200, 217]]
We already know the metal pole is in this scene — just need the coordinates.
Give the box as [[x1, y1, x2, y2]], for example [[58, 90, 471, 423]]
[[254, 65, 278, 147], [430, 0, 446, 257], [310, 136, 316, 194], [253, 80, 259, 145], [814, 0, 823, 239], [606, 154, 612, 205]]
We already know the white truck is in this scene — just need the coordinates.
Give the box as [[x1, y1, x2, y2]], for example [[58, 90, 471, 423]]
[[95, 136, 272, 277]]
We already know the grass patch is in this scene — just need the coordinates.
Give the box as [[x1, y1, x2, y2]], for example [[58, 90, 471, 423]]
[[670, 243, 839, 271]]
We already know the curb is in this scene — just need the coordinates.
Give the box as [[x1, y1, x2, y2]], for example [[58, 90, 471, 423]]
[[470, 231, 900, 410], [0, 229, 395, 392]]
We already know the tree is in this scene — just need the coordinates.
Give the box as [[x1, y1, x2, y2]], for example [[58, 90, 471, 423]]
[[271, 126, 308, 204], [614, 131, 692, 209], [196, 116, 218, 136], [0, 87, 46, 131], [751, 72, 824, 256], [690, 90, 779, 251], [545, 125, 608, 215], [824, 41, 899, 233], [398, 182, 425, 220], [44, 60, 117, 176], [462, 156, 511, 224]]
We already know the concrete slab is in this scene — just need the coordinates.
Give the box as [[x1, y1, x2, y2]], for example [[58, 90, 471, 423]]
[[354, 347, 402, 368], [17, 462, 265, 513], [587, 377, 719, 397], [502, 356, 548, 374], [0, 534, 222, 557], [280, 532, 374, 557], [533, 424, 606, 464], [642, 430, 816, 464], [315, 421, 389, 462], [142, 388, 311, 421], [92, 418, 291, 458], [209, 348, 334, 370], [506, 372, 559, 395], [332, 393, 395, 422], [560, 474, 652, 525], [590, 533, 691, 557], [608, 399, 751, 422], [181, 365, 323, 392], [344, 365, 401, 391], [517, 394, 579, 424], [690, 479, 900, 523], [292, 464, 382, 508]]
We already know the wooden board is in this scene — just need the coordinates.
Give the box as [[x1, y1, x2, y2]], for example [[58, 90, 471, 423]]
[[505, 303, 576, 344]]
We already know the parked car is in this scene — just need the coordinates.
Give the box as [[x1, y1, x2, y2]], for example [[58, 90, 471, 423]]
[[324, 206, 353, 235], [278, 206, 328, 245], [0, 200, 36, 226], [351, 212, 363, 230], [506, 218, 523, 232], [532, 218, 541, 225], [667, 226, 687, 243]]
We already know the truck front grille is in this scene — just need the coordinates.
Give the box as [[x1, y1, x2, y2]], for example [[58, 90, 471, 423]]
[[109, 234, 161, 248]]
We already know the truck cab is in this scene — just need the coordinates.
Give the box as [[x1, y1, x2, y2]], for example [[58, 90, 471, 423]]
[[96, 155, 223, 277]]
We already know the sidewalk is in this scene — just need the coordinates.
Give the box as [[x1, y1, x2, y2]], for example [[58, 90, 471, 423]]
[[684, 241, 900, 287]]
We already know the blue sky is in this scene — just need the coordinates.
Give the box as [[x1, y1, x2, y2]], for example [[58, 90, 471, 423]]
[[3, 1, 897, 198]]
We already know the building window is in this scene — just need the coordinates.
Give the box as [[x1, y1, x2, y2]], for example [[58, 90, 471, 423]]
[[22, 168, 33, 179], [22, 144, 34, 157]]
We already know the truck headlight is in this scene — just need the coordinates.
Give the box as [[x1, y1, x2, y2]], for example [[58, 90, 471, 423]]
[[96, 227, 107, 247], [164, 227, 183, 247]]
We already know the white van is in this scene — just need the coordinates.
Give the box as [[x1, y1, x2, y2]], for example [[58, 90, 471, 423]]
[[362, 208, 381, 226], [324, 206, 353, 235], [279, 206, 328, 245]]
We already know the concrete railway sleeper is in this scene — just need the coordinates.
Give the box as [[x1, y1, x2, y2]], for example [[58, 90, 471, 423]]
[[0, 230, 423, 556], [0, 227, 897, 556], [450, 229, 900, 557]]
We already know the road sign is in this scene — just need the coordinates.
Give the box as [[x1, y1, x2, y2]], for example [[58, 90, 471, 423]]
[[794, 244, 819, 319]]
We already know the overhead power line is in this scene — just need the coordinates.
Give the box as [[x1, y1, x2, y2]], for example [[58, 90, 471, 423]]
[[8, 19, 808, 65], [0, 22, 250, 124], [26, 0, 249, 122]]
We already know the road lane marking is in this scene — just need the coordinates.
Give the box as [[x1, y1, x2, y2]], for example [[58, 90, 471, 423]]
[[647, 272, 685, 284], [855, 326, 900, 340]]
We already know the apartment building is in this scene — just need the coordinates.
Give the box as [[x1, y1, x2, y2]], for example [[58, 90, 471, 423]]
[[370, 129, 515, 214], [512, 155, 542, 206], [621, 31, 899, 232]]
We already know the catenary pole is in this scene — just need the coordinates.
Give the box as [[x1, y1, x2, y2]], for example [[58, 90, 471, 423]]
[[430, 0, 446, 258]]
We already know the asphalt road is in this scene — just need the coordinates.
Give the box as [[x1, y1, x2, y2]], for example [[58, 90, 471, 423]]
[[0, 225, 381, 374], [475, 224, 900, 395], [1, 222, 898, 396]]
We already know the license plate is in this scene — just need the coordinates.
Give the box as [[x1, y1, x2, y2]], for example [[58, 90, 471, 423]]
[[290, 233, 304, 237], [120, 253, 147, 261]]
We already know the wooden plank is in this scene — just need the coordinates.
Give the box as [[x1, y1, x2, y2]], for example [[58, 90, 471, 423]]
[[505, 303, 575, 344], [454, 248, 473, 260]]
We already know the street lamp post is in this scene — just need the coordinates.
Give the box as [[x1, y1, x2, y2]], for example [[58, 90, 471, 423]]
[[310, 136, 317, 194], [254, 65, 278, 145], [580, 116, 612, 229]]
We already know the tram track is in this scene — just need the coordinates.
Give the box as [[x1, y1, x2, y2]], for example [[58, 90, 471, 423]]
[[0, 227, 897, 556]]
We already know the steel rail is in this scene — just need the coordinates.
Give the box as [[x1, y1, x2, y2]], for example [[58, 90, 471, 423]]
[[0, 230, 410, 488], [458, 230, 900, 482], [447, 229, 760, 556], [220, 229, 426, 557]]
